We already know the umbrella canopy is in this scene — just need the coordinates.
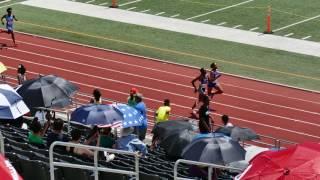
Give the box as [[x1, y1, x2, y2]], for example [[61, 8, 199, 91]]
[[160, 129, 195, 158], [0, 84, 29, 119], [71, 103, 143, 128], [215, 126, 260, 141], [152, 120, 194, 140], [182, 136, 246, 165], [239, 142, 320, 180], [0, 62, 7, 73], [16, 75, 78, 109], [0, 154, 23, 180]]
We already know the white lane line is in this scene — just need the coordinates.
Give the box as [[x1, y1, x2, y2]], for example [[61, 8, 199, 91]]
[[85, 0, 95, 3], [126, 7, 136, 10], [155, 12, 165, 16], [119, 0, 141, 7], [3, 52, 320, 127], [274, 14, 320, 32], [284, 33, 294, 37], [0, 0, 11, 4], [186, 0, 255, 20], [5, 36, 320, 106], [217, 22, 226, 26], [302, 35, 312, 40], [0, 1, 21, 9], [249, 27, 259, 31], [170, 14, 180, 18], [6, 66, 320, 140], [140, 9, 150, 13], [201, 19, 210, 23], [98, 2, 108, 5], [233, 24, 242, 29]]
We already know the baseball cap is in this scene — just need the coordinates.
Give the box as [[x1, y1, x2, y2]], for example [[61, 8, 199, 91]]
[[130, 88, 138, 94]]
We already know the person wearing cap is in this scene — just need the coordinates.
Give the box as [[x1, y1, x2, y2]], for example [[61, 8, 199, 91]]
[[127, 88, 138, 107], [115, 127, 147, 156], [155, 99, 171, 124], [134, 93, 148, 141]]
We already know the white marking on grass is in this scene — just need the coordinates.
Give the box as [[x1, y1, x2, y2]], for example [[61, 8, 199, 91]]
[[170, 14, 180, 18], [233, 24, 242, 29], [284, 33, 294, 37], [155, 12, 165, 16], [0, 0, 10, 4], [126, 7, 136, 11], [302, 35, 312, 40], [85, 0, 95, 4], [249, 27, 259, 31], [217, 22, 226, 26], [119, 0, 141, 7], [186, 0, 255, 20], [0, 1, 19, 8], [99, 2, 108, 6], [140, 9, 150, 13], [201, 19, 210, 23], [274, 14, 320, 32]]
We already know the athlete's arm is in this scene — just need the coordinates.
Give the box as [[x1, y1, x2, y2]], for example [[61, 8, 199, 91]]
[[1, 15, 5, 25], [13, 15, 17, 21], [191, 76, 200, 92]]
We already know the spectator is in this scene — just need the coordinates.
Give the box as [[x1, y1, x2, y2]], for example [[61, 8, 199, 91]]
[[47, 118, 69, 148], [28, 117, 50, 148], [116, 127, 147, 156], [66, 129, 96, 158], [98, 127, 115, 149], [198, 95, 213, 129], [17, 64, 26, 85], [155, 99, 171, 124], [127, 88, 138, 107], [221, 115, 233, 127], [193, 118, 212, 140], [90, 89, 102, 104], [134, 93, 148, 141]]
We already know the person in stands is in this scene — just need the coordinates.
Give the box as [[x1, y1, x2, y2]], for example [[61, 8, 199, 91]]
[[127, 88, 138, 107], [90, 89, 102, 104], [66, 129, 97, 158], [221, 115, 233, 127], [28, 117, 50, 148], [116, 127, 147, 156], [17, 64, 26, 85], [155, 99, 171, 124], [47, 118, 69, 148], [98, 127, 115, 149], [134, 93, 148, 141]]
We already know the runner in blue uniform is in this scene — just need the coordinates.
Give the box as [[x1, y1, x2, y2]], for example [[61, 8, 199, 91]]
[[191, 68, 208, 110], [208, 63, 223, 98], [1, 8, 18, 46]]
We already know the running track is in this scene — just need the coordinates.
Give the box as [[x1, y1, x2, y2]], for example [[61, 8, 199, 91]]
[[1, 32, 320, 146]]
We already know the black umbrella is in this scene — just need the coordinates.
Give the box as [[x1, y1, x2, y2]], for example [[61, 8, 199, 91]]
[[17, 75, 79, 109], [160, 129, 195, 158], [215, 126, 233, 136], [230, 127, 260, 141], [152, 119, 194, 140], [182, 136, 246, 165]]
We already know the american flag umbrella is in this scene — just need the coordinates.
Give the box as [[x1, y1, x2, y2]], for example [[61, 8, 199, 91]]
[[0, 154, 23, 180]]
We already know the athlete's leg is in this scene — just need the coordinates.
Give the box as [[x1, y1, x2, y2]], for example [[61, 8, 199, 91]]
[[10, 31, 16, 46], [212, 83, 223, 95]]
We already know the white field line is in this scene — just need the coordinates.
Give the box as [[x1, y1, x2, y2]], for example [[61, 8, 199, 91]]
[[249, 27, 259, 31], [5, 66, 320, 140], [302, 35, 311, 40], [186, 0, 255, 20], [140, 9, 150, 13], [284, 33, 294, 37], [5, 36, 320, 105], [126, 7, 136, 10], [155, 12, 165, 16], [217, 22, 226, 26], [0, 0, 10, 4], [201, 19, 210, 23], [98, 2, 108, 5], [0, 1, 20, 9], [119, 0, 141, 7], [85, 0, 95, 4], [274, 14, 320, 32], [232, 24, 242, 29], [3, 52, 320, 128], [170, 14, 180, 18]]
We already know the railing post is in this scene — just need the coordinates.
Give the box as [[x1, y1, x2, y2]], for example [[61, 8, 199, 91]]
[[0, 132, 4, 154], [208, 167, 212, 180], [135, 153, 139, 180], [49, 141, 56, 180], [66, 110, 71, 134], [173, 159, 180, 180], [94, 149, 99, 180]]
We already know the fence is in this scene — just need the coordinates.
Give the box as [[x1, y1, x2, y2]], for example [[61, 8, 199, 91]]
[[49, 141, 140, 180], [0, 132, 4, 154], [174, 159, 243, 180]]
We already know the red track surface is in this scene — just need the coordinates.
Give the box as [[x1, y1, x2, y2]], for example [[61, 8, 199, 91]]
[[1, 33, 320, 145]]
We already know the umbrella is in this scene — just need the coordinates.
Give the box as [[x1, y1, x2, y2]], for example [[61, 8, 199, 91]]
[[152, 119, 194, 140], [0, 62, 6, 73], [0, 154, 23, 180], [160, 129, 195, 158], [215, 126, 260, 141], [16, 75, 78, 109], [71, 103, 144, 128], [0, 84, 29, 119], [239, 142, 320, 180], [182, 136, 246, 165]]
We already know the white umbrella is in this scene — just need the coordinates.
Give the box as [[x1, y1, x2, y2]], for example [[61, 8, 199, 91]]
[[0, 84, 30, 119]]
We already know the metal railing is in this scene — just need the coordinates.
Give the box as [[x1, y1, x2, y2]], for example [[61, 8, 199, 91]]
[[0, 132, 4, 154], [174, 159, 243, 180], [49, 141, 140, 180]]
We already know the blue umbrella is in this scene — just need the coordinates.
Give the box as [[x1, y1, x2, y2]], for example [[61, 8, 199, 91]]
[[113, 103, 144, 128]]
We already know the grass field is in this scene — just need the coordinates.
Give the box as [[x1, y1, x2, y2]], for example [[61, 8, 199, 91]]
[[0, 1, 319, 91], [74, 0, 320, 42]]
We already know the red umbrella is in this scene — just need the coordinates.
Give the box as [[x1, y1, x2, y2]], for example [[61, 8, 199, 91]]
[[239, 142, 320, 180], [0, 154, 23, 180]]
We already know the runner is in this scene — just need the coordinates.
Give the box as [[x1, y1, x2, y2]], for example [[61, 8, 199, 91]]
[[1, 7, 18, 46], [191, 68, 208, 110], [208, 63, 223, 98]]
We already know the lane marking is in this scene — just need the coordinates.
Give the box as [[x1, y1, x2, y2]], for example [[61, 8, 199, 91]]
[[170, 14, 180, 18], [186, 0, 255, 20], [85, 0, 95, 3], [140, 9, 150, 13], [126, 7, 136, 10], [302, 35, 311, 40], [201, 19, 210, 23], [249, 27, 259, 31], [119, 0, 141, 7], [284, 33, 294, 37], [217, 22, 226, 26], [98, 2, 108, 5], [0, 1, 20, 9], [274, 14, 320, 32], [232, 24, 242, 29], [155, 12, 165, 16], [0, 0, 11, 4]]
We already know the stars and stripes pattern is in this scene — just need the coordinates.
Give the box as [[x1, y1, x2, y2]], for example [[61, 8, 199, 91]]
[[113, 103, 144, 128]]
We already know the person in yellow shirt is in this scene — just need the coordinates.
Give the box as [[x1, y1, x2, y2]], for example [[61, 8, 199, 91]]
[[155, 99, 171, 124]]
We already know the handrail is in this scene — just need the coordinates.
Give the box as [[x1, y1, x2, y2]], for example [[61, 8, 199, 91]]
[[0, 132, 4, 154], [49, 141, 140, 180], [174, 159, 243, 180]]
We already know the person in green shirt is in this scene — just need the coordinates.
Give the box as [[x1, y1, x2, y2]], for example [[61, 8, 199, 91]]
[[28, 116, 50, 147], [127, 88, 138, 107], [98, 127, 115, 148]]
